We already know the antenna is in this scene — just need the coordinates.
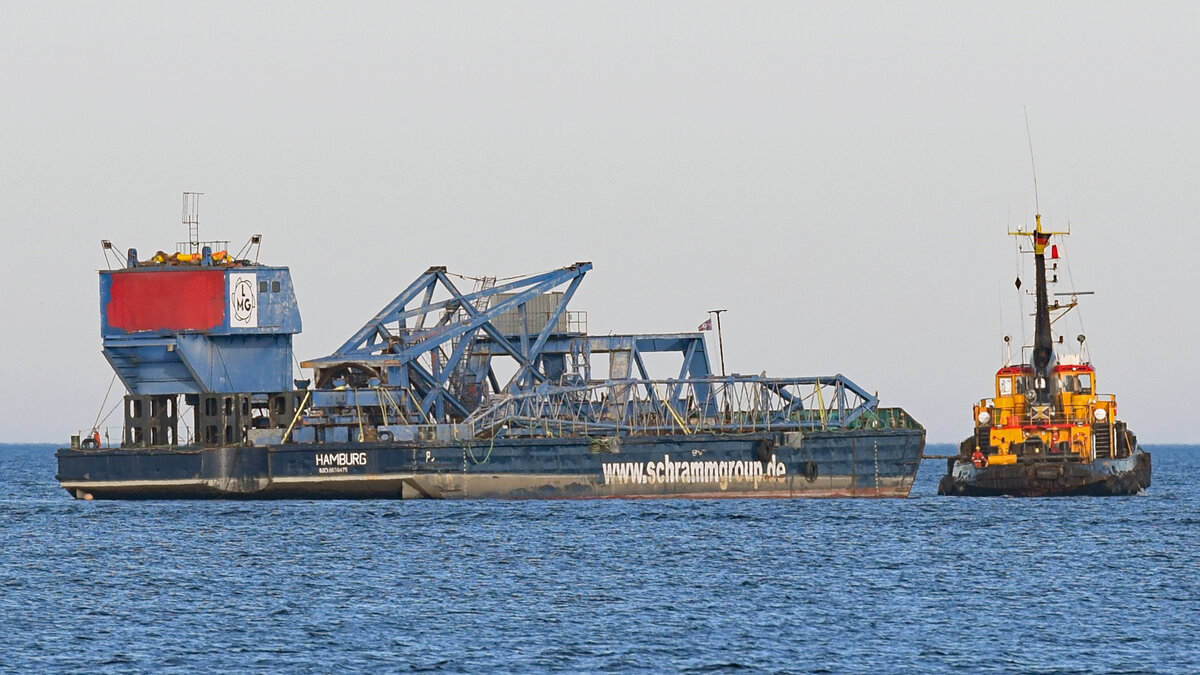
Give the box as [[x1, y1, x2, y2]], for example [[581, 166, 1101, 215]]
[[182, 192, 203, 255], [1023, 106, 1039, 215]]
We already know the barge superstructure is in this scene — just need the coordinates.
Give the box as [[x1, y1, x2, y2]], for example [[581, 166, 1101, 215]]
[[58, 200, 925, 500]]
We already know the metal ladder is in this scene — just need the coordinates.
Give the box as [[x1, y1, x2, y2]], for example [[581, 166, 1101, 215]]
[[1093, 425, 1112, 459], [449, 276, 497, 404]]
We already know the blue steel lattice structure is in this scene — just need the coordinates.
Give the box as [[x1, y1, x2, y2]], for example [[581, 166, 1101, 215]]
[[303, 263, 594, 422], [297, 262, 880, 442]]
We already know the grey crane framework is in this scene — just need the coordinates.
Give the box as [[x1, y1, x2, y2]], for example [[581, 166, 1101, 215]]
[[292, 262, 897, 444]]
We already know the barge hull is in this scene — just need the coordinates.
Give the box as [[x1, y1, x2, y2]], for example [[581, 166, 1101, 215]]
[[57, 429, 924, 500]]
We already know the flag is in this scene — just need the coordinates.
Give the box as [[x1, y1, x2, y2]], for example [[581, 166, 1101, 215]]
[[698, 318, 712, 331]]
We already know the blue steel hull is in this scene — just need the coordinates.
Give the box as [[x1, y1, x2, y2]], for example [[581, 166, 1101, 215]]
[[57, 429, 925, 500]]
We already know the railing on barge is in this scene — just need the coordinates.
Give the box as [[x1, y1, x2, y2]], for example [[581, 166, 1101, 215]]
[[460, 374, 916, 440]]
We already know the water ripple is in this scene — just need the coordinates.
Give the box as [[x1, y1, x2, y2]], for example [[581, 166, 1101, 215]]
[[1, 444, 1198, 672]]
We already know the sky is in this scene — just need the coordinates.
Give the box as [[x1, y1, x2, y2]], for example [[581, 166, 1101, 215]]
[[2, 2, 1198, 444]]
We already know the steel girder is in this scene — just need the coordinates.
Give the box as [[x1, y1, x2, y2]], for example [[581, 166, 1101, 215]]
[[302, 263, 592, 420]]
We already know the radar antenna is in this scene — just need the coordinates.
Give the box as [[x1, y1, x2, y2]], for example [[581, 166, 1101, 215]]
[[182, 192, 203, 255]]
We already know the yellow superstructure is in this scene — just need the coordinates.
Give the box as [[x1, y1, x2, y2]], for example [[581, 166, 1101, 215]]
[[971, 363, 1119, 464]]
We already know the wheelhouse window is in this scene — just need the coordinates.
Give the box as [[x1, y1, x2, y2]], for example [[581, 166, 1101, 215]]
[[1058, 371, 1093, 395], [997, 377, 1013, 396]]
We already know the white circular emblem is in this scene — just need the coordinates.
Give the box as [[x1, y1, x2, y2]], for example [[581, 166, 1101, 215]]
[[232, 278, 256, 322]]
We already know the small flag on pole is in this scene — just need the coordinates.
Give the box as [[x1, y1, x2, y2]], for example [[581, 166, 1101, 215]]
[[698, 318, 713, 331]]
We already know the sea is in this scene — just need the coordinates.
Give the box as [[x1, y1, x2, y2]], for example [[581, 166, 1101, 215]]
[[1, 443, 1197, 674]]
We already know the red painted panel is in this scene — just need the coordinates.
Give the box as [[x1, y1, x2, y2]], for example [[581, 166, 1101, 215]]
[[107, 270, 225, 331]]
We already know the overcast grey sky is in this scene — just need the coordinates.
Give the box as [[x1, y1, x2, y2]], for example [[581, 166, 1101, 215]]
[[2, 2, 1197, 443]]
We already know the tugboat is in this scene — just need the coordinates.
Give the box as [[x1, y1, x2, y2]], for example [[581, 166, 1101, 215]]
[[938, 213, 1150, 496]]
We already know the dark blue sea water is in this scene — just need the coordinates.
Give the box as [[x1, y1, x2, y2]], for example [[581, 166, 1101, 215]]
[[2, 444, 1197, 674]]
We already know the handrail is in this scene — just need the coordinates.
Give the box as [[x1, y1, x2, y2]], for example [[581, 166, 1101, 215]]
[[464, 374, 879, 439]]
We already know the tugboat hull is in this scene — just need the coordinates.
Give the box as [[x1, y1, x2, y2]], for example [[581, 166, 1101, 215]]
[[937, 450, 1150, 497]]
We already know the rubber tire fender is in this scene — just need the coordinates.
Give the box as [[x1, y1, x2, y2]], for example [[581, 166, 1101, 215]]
[[756, 438, 776, 464], [802, 459, 819, 482]]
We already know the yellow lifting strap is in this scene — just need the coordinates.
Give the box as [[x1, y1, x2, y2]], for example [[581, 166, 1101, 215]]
[[282, 390, 312, 442], [662, 385, 692, 435]]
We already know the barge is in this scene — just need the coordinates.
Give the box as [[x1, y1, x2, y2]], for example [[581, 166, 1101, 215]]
[[58, 199, 925, 500]]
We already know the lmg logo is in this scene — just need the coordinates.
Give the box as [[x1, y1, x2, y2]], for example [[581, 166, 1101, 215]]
[[229, 273, 258, 328], [232, 278, 255, 321]]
